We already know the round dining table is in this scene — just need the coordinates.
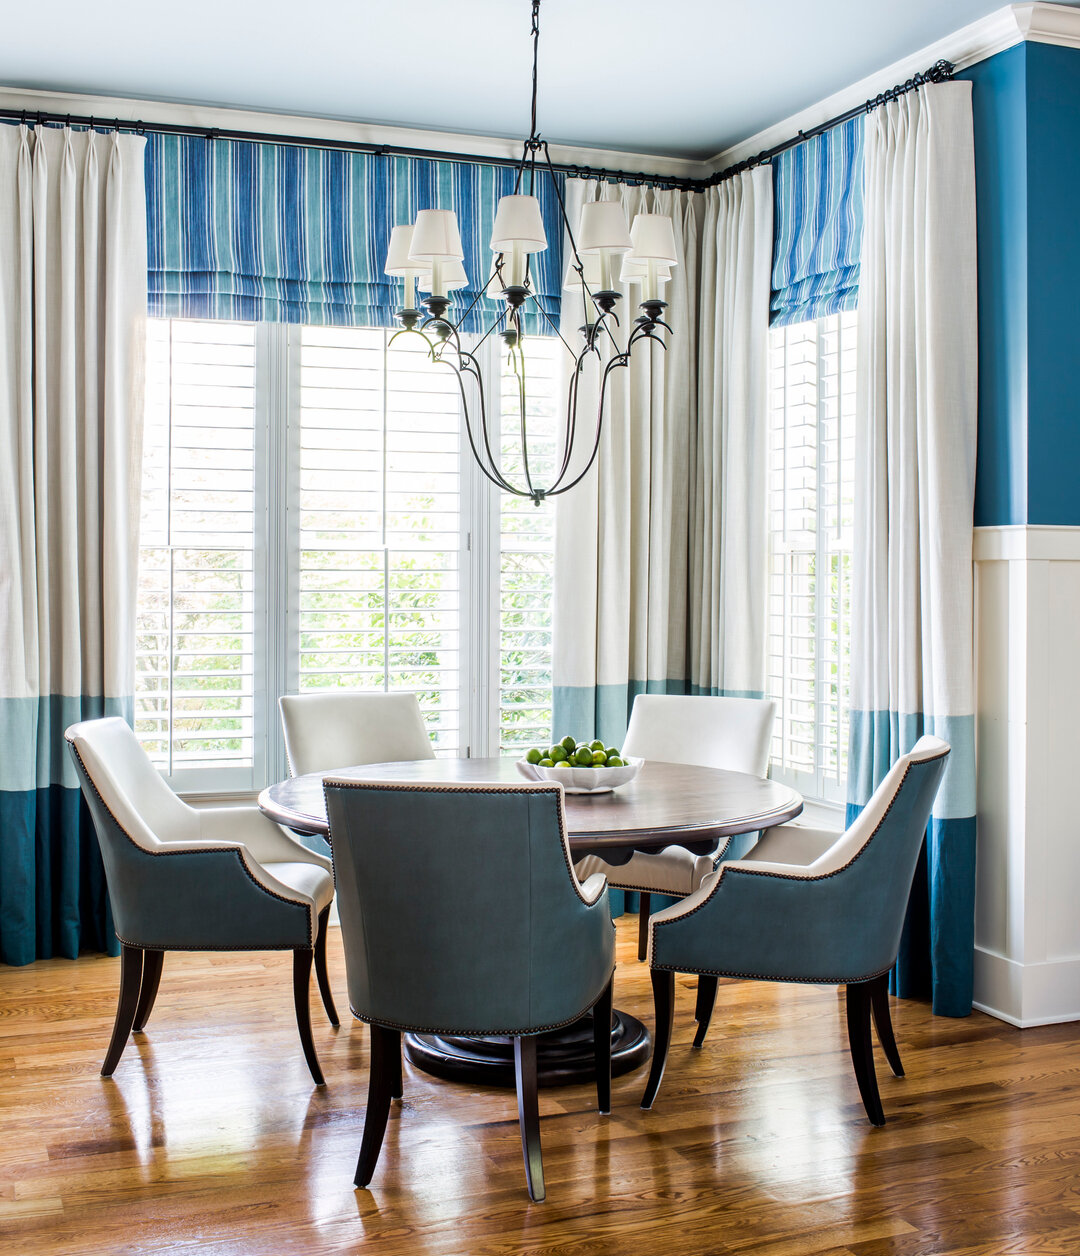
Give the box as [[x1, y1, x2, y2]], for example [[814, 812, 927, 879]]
[[259, 757, 803, 1089]]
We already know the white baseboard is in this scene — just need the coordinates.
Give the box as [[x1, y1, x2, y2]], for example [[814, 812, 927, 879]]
[[974, 946, 1080, 1026]]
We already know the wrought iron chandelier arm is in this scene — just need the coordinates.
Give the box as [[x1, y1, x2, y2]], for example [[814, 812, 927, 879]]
[[547, 348, 631, 498]]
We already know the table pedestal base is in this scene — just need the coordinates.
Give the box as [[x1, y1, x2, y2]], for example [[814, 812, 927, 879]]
[[404, 1010, 650, 1088]]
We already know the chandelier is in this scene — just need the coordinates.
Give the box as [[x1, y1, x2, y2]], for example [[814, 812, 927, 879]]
[[384, 0, 677, 506]]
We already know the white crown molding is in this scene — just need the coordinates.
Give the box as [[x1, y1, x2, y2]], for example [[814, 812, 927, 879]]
[[706, 2, 1080, 174], [0, 82, 709, 183]]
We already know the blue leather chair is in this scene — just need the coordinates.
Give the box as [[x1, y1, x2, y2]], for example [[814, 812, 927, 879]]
[[640, 735, 951, 1126], [65, 718, 338, 1084], [323, 778, 616, 1202]]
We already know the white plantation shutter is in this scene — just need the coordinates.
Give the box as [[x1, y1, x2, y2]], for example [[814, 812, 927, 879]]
[[499, 337, 558, 755], [136, 317, 562, 786], [297, 327, 463, 754], [136, 320, 257, 775], [766, 311, 856, 801]]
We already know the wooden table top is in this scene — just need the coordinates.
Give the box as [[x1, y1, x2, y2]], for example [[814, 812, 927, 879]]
[[258, 757, 803, 854]]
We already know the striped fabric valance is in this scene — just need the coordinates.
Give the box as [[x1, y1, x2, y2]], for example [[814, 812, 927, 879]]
[[145, 133, 564, 334], [770, 114, 863, 327]]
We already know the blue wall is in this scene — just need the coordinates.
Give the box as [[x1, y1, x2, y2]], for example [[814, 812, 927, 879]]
[[1024, 44, 1080, 525], [962, 43, 1080, 527]]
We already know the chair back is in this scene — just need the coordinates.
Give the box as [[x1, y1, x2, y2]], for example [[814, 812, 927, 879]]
[[64, 718, 198, 849], [279, 691, 435, 777], [622, 694, 776, 777], [323, 780, 614, 1035]]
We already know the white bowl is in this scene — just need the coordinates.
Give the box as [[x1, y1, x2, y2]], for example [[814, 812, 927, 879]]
[[516, 755, 643, 795]]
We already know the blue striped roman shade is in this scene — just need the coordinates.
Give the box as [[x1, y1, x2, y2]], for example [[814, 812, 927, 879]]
[[145, 133, 564, 334], [770, 115, 864, 326]]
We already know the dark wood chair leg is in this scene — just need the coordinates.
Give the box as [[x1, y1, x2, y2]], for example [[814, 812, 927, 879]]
[[514, 1035, 545, 1202], [354, 1024, 400, 1188], [637, 893, 652, 962], [592, 977, 613, 1116], [846, 981, 886, 1127], [293, 948, 325, 1086], [314, 906, 340, 1027], [870, 974, 904, 1077], [101, 945, 144, 1077], [692, 974, 718, 1049], [132, 948, 164, 1034], [389, 1030, 403, 1100], [641, 969, 675, 1110]]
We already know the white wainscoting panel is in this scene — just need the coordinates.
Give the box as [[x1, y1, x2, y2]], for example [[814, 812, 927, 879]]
[[973, 524, 1080, 1025]]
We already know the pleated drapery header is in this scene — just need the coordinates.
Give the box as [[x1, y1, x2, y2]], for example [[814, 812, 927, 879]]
[[770, 114, 864, 327], [145, 132, 565, 334]]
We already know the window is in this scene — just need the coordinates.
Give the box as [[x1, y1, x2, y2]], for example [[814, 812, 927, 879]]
[[498, 338, 557, 756], [766, 311, 857, 803], [136, 320, 257, 776], [135, 319, 558, 790], [297, 327, 464, 754]]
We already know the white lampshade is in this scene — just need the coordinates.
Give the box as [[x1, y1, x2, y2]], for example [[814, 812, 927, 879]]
[[409, 209, 465, 263], [418, 259, 469, 292], [576, 201, 633, 255], [490, 195, 548, 254], [627, 213, 678, 266], [563, 253, 604, 292], [620, 256, 672, 284], [385, 225, 421, 276]]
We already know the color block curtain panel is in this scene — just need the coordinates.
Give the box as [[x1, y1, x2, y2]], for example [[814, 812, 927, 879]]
[[848, 83, 978, 1016], [691, 167, 773, 699], [770, 115, 863, 327], [145, 134, 563, 333], [0, 125, 147, 965], [552, 178, 698, 746]]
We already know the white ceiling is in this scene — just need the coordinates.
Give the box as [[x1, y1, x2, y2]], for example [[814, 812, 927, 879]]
[[2, 1, 1074, 160]]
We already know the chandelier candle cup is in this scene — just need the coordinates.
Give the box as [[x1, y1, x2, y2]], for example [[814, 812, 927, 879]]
[[381, 0, 678, 507]]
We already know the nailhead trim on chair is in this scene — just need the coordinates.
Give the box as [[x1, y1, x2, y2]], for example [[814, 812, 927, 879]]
[[323, 779, 602, 907], [649, 749, 951, 969], [346, 963, 617, 1037], [67, 740, 317, 949]]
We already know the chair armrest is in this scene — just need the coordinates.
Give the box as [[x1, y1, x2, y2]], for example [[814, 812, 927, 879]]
[[102, 840, 317, 950], [719, 856, 823, 879], [649, 855, 899, 983], [195, 807, 332, 873], [744, 823, 842, 867], [576, 872, 608, 906]]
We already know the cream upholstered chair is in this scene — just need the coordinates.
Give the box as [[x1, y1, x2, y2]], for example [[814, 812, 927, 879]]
[[65, 718, 337, 1085], [574, 694, 777, 961], [279, 691, 435, 777], [641, 736, 951, 1125]]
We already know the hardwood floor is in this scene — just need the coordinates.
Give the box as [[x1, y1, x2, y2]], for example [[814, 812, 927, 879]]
[[2, 916, 1079, 1255]]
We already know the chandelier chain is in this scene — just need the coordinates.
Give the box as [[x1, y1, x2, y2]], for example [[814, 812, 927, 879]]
[[529, 0, 542, 142]]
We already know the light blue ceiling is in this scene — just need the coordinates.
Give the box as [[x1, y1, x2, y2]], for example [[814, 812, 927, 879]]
[[3, 1, 1076, 159]]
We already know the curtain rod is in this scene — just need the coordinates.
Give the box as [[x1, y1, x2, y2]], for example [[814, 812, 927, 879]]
[[0, 59, 955, 197], [0, 105, 702, 192], [705, 59, 956, 186]]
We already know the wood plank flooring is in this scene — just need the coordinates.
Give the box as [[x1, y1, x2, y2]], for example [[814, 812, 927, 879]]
[[1, 916, 1079, 1255]]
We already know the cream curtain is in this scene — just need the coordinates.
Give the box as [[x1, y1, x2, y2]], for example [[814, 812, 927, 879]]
[[691, 166, 774, 697], [0, 124, 147, 965], [551, 178, 699, 745], [848, 82, 978, 1015]]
